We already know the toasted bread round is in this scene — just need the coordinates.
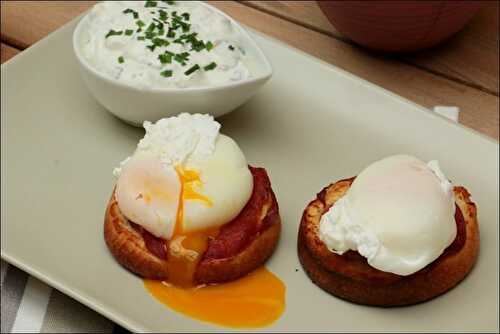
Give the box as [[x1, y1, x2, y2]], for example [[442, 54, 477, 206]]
[[298, 177, 479, 306], [104, 167, 281, 284]]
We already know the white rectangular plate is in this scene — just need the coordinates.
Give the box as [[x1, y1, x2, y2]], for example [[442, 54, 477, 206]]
[[1, 16, 498, 332]]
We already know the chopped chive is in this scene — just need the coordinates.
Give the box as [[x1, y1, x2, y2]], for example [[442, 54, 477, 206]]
[[187, 34, 206, 52], [158, 53, 172, 64], [137, 36, 146, 41], [153, 18, 164, 29], [191, 41, 205, 52], [174, 52, 189, 65], [162, 0, 175, 4], [153, 37, 169, 47], [146, 22, 156, 32], [136, 20, 145, 27], [145, 0, 158, 7], [105, 29, 123, 38], [118, 56, 125, 64], [205, 41, 214, 51], [161, 69, 173, 77], [144, 31, 157, 39], [181, 23, 190, 32], [184, 64, 200, 76], [181, 12, 190, 21], [228, 45, 235, 51], [167, 28, 176, 38], [159, 9, 168, 21], [172, 15, 190, 32], [203, 62, 217, 71], [123, 8, 139, 19], [146, 45, 157, 51], [125, 29, 134, 36]]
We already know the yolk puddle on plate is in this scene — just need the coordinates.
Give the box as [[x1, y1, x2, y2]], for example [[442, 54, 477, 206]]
[[144, 266, 286, 328]]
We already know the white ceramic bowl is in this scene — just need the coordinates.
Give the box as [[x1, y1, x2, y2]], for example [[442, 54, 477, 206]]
[[72, 1, 272, 126]]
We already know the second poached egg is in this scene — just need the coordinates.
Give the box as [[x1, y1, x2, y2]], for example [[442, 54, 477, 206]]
[[319, 155, 457, 275]]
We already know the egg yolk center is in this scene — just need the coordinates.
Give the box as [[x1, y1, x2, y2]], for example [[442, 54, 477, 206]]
[[165, 166, 216, 288]]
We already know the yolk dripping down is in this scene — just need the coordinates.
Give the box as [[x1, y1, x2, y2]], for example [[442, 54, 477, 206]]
[[144, 166, 286, 328], [144, 266, 286, 328], [165, 166, 216, 288], [173, 166, 213, 235]]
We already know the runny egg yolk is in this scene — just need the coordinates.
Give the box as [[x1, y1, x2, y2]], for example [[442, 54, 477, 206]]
[[144, 267, 286, 328], [145, 166, 285, 328], [173, 166, 213, 236], [166, 166, 216, 288]]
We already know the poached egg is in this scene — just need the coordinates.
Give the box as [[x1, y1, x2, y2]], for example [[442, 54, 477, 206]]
[[114, 113, 253, 285], [112, 113, 285, 328], [319, 155, 457, 275]]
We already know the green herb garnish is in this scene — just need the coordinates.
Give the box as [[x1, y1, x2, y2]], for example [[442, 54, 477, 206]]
[[167, 28, 176, 38], [123, 8, 139, 19], [158, 53, 173, 64], [107, 2, 221, 78], [161, 69, 173, 77], [153, 18, 164, 29], [105, 29, 123, 38], [146, 22, 156, 32], [171, 13, 190, 32], [203, 62, 217, 71], [159, 9, 168, 21], [144, 31, 158, 39], [184, 64, 200, 75], [153, 37, 170, 47], [174, 52, 189, 65]]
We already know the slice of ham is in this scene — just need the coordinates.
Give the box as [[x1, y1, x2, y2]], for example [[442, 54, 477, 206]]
[[203, 167, 278, 260], [131, 223, 168, 261]]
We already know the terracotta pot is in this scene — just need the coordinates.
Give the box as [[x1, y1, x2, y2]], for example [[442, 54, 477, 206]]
[[317, 1, 486, 52]]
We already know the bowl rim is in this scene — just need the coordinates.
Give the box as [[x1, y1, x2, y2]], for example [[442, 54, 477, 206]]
[[72, 0, 273, 94]]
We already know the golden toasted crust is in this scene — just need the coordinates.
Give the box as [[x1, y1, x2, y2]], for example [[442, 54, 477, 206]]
[[298, 178, 479, 306], [104, 195, 169, 279], [104, 180, 281, 284]]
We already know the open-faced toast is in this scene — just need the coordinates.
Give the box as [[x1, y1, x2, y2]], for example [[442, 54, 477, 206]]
[[298, 177, 479, 306], [104, 166, 281, 284]]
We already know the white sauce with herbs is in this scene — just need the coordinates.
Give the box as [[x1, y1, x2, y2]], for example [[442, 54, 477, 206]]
[[80, 1, 251, 89]]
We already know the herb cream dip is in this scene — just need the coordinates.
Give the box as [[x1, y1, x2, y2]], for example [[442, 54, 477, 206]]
[[80, 1, 251, 89]]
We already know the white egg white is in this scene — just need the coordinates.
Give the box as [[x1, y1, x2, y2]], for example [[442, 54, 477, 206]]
[[319, 155, 457, 275], [182, 135, 253, 232], [115, 134, 253, 239], [115, 151, 180, 240]]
